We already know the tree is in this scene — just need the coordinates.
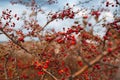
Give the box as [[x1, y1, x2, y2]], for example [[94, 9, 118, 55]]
[[0, 0, 120, 80]]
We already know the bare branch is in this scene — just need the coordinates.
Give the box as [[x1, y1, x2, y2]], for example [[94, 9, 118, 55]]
[[100, 62, 119, 68], [4, 56, 9, 80], [43, 69, 58, 80]]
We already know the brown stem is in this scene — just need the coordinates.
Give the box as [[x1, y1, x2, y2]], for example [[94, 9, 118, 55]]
[[4, 56, 8, 80], [43, 69, 58, 80], [14, 54, 20, 80], [100, 62, 119, 68]]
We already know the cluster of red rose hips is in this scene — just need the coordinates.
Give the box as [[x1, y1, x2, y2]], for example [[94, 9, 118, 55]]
[[45, 25, 83, 46], [34, 60, 50, 75], [51, 8, 75, 20]]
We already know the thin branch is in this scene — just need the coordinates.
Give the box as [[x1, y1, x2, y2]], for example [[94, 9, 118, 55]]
[[42, 19, 54, 31], [43, 69, 58, 80], [14, 53, 20, 80], [40, 74, 45, 80], [100, 62, 119, 68], [4, 56, 9, 80]]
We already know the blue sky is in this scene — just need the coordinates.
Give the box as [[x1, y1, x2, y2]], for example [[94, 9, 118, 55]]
[[0, 0, 119, 41]]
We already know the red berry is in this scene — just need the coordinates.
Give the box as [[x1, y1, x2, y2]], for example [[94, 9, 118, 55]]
[[103, 58, 107, 62], [56, 38, 64, 43], [58, 69, 64, 74], [107, 48, 112, 53], [103, 36, 108, 40], [78, 61, 83, 66], [83, 15, 88, 19], [37, 71, 44, 75], [71, 40, 76, 45], [106, 2, 109, 7], [52, 14, 57, 19], [112, 5, 114, 7], [18, 37, 24, 42], [14, 14, 17, 17], [88, 23, 92, 26], [43, 64, 48, 69], [17, 17, 19, 20], [107, 41, 112, 46]]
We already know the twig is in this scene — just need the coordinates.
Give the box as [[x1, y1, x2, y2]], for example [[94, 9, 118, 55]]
[[100, 62, 119, 68], [4, 56, 9, 80], [43, 69, 58, 80], [14, 53, 20, 80]]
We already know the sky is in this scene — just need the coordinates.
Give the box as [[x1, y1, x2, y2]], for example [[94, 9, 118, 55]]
[[0, 0, 119, 41]]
